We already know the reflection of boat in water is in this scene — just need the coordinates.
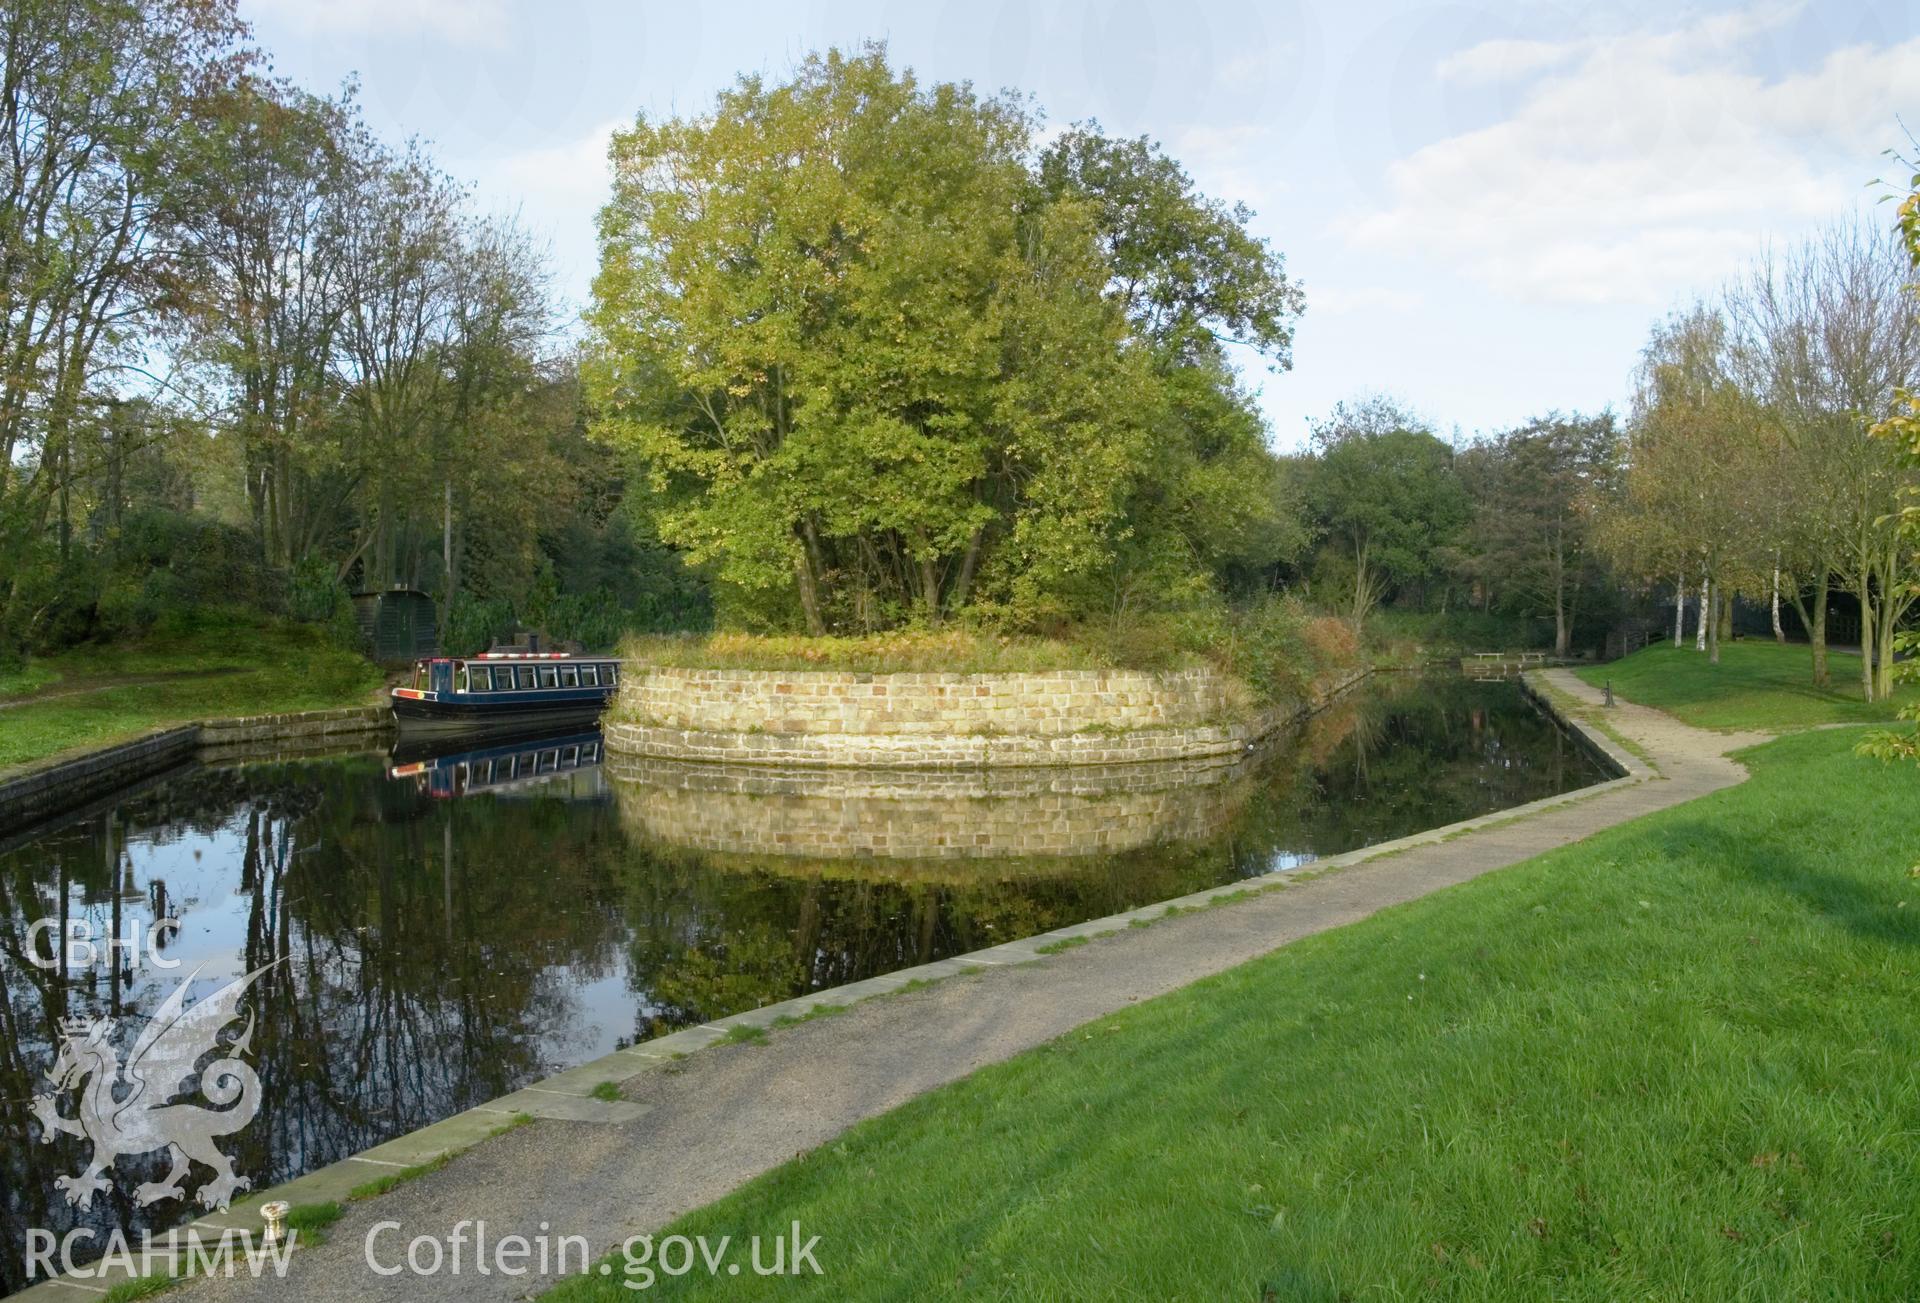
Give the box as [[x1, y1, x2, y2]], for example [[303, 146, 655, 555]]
[[390, 652, 620, 732], [388, 729, 606, 800]]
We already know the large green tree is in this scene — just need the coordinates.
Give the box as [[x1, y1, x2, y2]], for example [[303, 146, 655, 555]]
[[1305, 403, 1469, 623], [586, 46, 1304, 635]]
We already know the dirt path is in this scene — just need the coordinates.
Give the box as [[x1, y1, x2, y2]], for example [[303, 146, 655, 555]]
[[130, 673, 1768, 1303]]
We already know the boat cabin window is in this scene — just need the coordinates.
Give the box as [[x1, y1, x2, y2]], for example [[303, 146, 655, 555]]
[[580, 665, 598, 687], [607, 663, 619, 684], [411, 663, 427, 691], [492, 666, 514, 691], [517, 666, 537, 689], [560, 665, 579, 688], [540, 665, 559, 689]]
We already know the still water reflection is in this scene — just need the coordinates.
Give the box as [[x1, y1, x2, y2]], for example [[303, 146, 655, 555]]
[[0, 674, 1604, 1291]]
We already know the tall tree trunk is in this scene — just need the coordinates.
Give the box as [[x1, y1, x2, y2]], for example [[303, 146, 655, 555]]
[[1695, 574, 1708, 652], [949, 528, 984, 612], [1794, 571, 1829, 686], [1770, 564, 1784, 643], [917, 556, 941, 625], [1857, 571, 1876, 704], [1873, 541, 1904, 700], [794, 522, 826, 637], [1875, 605, 1897, 700], [1707, 581, 1721, 664], [441, 478, 454, 633], [1673, 574, 1684, 647]]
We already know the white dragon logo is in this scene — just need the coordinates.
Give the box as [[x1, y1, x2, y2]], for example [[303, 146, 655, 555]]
[[31, 963, 277, 1211]]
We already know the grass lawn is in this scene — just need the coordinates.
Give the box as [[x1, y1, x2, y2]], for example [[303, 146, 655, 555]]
[[1575, 639, 1917, 731], [546, 726, 1920, 1300], [0, 614, 383, 773]]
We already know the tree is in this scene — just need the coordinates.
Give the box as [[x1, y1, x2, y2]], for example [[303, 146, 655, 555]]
[[1601, 305, 1775, 665], [1728, 218, 1920, 697], [1466, 413, 1620, 656], [1860, 159, 1920, 763], [1305, 405, 1469, 624], [0, 0, 248, 655], [170, 74, 358, 570], [1036, 124, 1309, 623], [586, 46, 1305, 636]]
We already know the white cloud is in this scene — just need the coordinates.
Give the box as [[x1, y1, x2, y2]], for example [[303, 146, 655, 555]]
[[486, 117, 623, 214], [465, 118, 626, 317], [1309, 285, 1422, 316], [1349, 6, 1920, 306], [1435, 38, 1582, 85], [245, 0, 507, 45]]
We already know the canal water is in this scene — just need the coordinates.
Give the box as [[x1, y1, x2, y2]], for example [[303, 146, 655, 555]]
[[0, 673, 1605, 1292]]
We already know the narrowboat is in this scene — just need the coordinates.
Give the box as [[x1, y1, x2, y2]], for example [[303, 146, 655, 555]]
[[390, 652, 620, 732]]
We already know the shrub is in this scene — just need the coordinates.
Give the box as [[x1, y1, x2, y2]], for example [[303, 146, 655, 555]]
[[92, 510, 283, 640], [1302, 615, 1359, 672], [443, 593, 515, 657]]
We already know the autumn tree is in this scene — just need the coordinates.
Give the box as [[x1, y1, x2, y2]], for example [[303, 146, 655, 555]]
[[1601, 305, 1777, 665], [1860, 160, 1920, 762]]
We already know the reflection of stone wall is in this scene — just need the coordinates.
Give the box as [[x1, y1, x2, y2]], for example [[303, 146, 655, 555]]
[[605, 666, 1368, 769], [608, 753, 1259, 865]]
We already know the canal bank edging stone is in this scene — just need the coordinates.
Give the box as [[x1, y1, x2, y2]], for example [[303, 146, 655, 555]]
[[0, 705, 392, 837], [9, 668, 1649, 1301]]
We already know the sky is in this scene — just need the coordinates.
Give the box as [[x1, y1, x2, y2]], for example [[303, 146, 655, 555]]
[[240, 0, 1920, 450]]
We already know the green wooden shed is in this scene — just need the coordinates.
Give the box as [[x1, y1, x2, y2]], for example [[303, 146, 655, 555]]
[[351, 587, 437, 666]]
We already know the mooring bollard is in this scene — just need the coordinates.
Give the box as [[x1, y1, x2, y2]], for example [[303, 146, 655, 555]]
[[1604, 680, 1614, 708], [260, 1200, 289, 1248]]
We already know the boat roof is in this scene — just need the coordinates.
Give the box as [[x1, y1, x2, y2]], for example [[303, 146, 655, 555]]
[[469, 651, 617, 661]]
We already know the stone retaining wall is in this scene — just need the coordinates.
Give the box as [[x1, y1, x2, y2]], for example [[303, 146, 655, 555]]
[[617, 665, 1244, 736], [196, 704, 390, 748], [606, 666, 1367, 769]]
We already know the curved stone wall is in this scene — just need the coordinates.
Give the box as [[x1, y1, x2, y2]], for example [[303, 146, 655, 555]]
[[604, 665, 1368, 769]]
